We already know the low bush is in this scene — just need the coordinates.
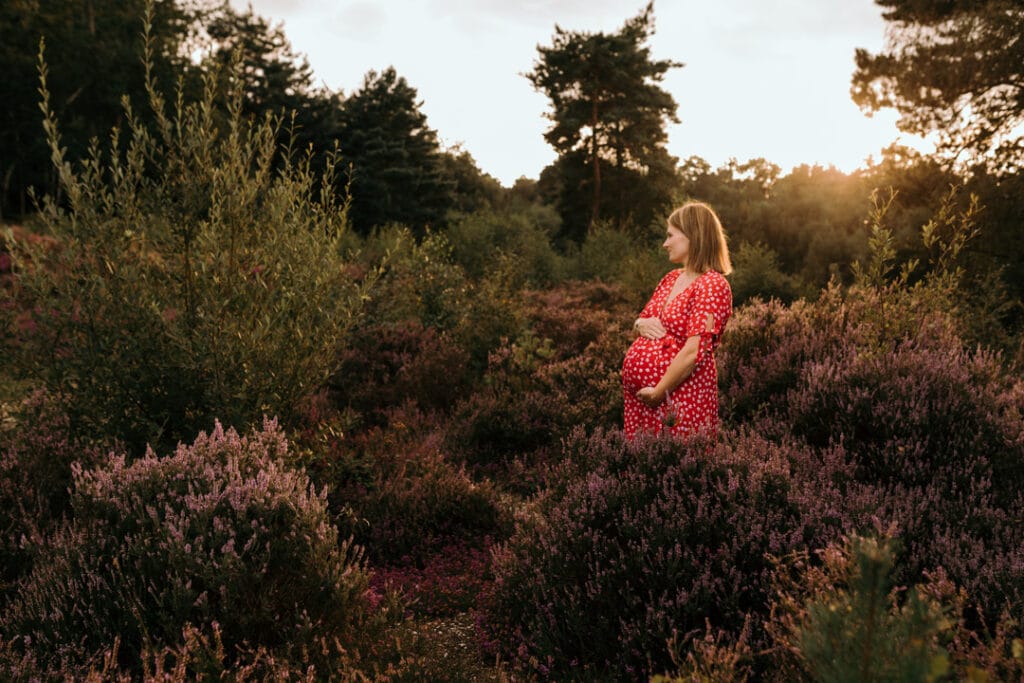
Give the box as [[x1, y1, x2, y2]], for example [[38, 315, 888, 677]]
[[716, 291, 852, 426], [444, 333, 564, 472], [366, 228, 472, 330], [565, 224, 636, 283], [360, 225, 531, 375], [783, 430, 1024, 627], [785, 331, 1024, 497], [728, 241, 810, 306], [478, 429, 806, 679], [331, 320, 472, 426], [0, 616, 460, 682], [721, 276, 1024, 623], [446, 311, 630, 477], [717, 278, 1014, 429], [352, 450, 506, 567], [325, 403, 510, 568], [519, 281, 633, 357], [0, 391, 103, 599], [0, 419, 371, 676], [564, 223, 670, 302]]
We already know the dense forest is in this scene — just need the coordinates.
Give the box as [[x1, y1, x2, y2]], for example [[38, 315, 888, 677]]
[[1, 0, 1023, 680]]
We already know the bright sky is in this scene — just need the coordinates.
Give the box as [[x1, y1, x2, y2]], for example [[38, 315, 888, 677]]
[[232, 0, 930, 187]]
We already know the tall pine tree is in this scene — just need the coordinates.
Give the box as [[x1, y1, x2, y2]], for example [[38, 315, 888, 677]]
[[528, 2, 681, 241], [204, 6, 343, 173], [852, 0, 1024, 173], [338, 67, 453, 235]]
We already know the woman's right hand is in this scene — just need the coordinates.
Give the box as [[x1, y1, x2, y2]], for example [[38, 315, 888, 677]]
[[634, 317, 667, 339]]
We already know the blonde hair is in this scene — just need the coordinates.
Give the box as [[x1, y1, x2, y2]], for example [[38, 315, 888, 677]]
[[667, 201, 732, 275]]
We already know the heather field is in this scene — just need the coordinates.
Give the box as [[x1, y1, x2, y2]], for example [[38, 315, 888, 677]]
[[2, 3, 1024, 680], [3, 131, 1024, 678]]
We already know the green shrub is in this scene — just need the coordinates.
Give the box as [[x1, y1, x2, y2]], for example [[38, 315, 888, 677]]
[[4, 35, 371, 454], [367, 227, 471, 329], [446, 206, 563, 286], [452, 255, 531, 373], [763, 532, 1024, 682], [792, 535, 952, 682], [565, 223, 636, 282], [0, 419, 371, 676], [728, 240, 809, 305], [354, 224, 526, 373]]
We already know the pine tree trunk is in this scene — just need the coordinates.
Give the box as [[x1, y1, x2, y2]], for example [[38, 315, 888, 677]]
[[589, 99, 601, 232]]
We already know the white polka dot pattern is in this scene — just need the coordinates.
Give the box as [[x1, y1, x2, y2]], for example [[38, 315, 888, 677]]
[[621, 269, 733, 439]]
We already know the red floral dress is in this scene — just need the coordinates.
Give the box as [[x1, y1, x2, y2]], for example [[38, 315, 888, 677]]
[[621, 269, 733, 439]]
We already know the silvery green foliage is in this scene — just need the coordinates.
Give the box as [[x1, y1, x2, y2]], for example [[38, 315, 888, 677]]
[[8, 23, 376, 453]]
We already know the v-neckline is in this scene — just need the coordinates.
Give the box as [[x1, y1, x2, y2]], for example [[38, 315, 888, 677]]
[[661, 269, 700, 316]]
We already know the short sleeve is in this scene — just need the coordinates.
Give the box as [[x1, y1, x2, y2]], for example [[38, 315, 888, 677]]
[[684, 273, 731, 338], [684, 273, 733, 368]]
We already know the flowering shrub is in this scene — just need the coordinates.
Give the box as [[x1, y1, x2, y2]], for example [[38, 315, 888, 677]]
[[722, 270, 1024, 618], [329, 403, 509, 567], [782, 427, 1024, 626], [352, 449, 507, 567], [785, 332, 1024, 497], [0, 419, 371, 676], [716, 282, 975, 427], [0, 617, 453, 682], [479, 429, 805, 679], [519, 281, 633, 356], [0, 391, 103, 597], [717, 288, 855, 426]]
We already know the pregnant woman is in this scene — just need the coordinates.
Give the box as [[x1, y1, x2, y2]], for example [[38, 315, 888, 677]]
[[622, 201, 733, 439]]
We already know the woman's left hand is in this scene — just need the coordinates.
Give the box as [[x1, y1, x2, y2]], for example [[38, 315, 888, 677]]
[[637, 386, 665, 408]]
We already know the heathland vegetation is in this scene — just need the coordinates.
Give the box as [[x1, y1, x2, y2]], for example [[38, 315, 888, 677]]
[[1, 1, 1023, 680]]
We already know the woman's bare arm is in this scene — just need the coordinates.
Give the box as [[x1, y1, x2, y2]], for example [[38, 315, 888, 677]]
[[636, 312, 714, 408]]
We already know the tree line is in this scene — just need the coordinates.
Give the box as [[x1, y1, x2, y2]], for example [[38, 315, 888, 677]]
[[0, 0, 471, 234], [1, 0, 1021, 310]]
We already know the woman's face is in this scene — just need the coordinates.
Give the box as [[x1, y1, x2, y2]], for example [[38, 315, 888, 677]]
[[663, 223, 689, 265]]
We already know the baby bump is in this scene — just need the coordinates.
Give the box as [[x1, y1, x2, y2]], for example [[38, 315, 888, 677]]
[[622, 336, 678, 392]]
